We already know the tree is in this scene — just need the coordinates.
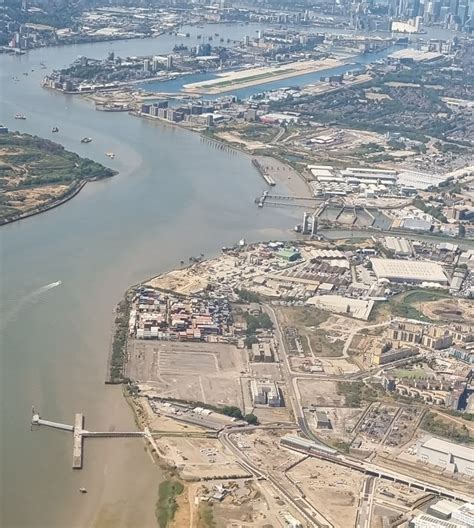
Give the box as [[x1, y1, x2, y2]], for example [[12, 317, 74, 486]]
[[244, 414, 258, 425]]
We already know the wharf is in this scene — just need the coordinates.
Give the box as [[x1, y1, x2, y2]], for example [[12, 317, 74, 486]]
[[73, 413, 84, 469], [31, 410, 144, 470]]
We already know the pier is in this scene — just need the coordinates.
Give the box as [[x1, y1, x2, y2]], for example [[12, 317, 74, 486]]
[[31, 410, 145, 470], [73, 413, 84, 469], [252, 158, 276, 186]]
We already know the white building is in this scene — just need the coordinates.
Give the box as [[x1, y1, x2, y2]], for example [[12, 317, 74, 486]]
[[410, 513, 462, 528], [417, 437, 474, 477], [250, 379, 281, 406], [451, 503, 474, 526], [371, 258, 448, 285]]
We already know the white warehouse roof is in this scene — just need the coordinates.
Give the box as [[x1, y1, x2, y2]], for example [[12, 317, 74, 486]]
[[420, 437, 474, 461], [371, 258, 448, 283]]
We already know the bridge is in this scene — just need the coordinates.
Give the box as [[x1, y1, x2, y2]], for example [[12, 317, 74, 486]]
[[282, 442, 473, 503]]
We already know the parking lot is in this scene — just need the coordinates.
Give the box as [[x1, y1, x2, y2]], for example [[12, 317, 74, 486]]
[[126, 340, 247, 408]]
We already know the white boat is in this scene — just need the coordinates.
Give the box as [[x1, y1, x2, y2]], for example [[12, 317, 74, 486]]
[[15, 114, 27, 120], [105, 152, 115, 159], [79, 488, 87, 494]]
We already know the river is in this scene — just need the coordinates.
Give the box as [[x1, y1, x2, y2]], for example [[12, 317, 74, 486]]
[[0, 23, 302, 528], [0, 21, 463, 528]]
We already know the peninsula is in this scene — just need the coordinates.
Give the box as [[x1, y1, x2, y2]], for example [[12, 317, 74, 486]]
[[0, 131, 116, 225]]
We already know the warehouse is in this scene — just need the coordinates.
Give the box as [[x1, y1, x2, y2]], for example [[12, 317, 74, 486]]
[[417, 437, 474, 476], [277, 248, 301, 262], [383, 236, 413, 257], [371, 258, 448, 285]]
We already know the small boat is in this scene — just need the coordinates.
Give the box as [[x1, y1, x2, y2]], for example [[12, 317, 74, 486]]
[[105, 152, 115, 159], [15, 114, 27, 120], [81, 137, 92, 143], [79, 488, 87, 494], [52, 127, 59, 133]]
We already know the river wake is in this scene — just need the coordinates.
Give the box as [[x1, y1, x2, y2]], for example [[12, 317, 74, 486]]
[[2, 280, 62, 328]]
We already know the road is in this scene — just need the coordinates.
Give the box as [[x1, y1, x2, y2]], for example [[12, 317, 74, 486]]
[[219, 429, 330, 527], [266, 304, 319, 441], [356, 477, 376, 528]]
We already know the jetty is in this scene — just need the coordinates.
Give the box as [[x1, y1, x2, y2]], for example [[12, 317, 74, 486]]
[[31, 410, 144, 470]]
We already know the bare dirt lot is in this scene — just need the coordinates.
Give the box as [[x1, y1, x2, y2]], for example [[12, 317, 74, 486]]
[[153, 437, 247, 480], [421, 298, 474, 323], [126, 340, 246, 408], [297, 379, 346, 407], [288, 457, 364, 527], [193, 479, 285, 528]]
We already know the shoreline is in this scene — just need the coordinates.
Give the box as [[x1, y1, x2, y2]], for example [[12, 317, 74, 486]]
[[0, 178, 89, 227], [0, 174, 115, 227]]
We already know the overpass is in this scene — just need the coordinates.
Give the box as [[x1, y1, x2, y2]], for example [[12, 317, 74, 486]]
[[281, 442, 473, 503]]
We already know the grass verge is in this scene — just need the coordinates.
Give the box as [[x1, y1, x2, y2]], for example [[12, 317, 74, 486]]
[[197, 503, 216, 528], [156, 479, 184, 528]]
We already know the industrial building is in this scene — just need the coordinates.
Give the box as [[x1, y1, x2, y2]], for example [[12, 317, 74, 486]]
[[409, 513, 462, 528], [277, 248, 301, 262], [315, 411, 332, 429], [250, 379, 282, 406], [384, 236, 413, 256], [417, 437, 474, 476], [410, 501, 474, 528], [451, 503, 474, 526], [427, 500, 463, 521], [371, 258, 448, 285], [340, 166, 397, 185]]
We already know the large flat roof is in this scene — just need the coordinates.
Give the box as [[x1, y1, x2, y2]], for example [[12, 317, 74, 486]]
[[421, 437, 474, 460], [371, 258, 447, 283]]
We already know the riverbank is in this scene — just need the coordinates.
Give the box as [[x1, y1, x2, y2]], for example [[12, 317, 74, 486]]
[[131, 110, 313, 199], [0, 178, 88, 226], [0, 27, 303, 528], [0, 132, 117, 226]]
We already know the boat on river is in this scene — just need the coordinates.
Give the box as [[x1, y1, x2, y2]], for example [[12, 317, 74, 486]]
[[15, 114, 26, 120], [79, 488, 87, 494], [81, 137, 92, 143], [105, 152, 115, 159]]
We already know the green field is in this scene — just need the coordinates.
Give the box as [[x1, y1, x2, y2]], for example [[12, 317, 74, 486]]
[[197, 503, 216, 528], [391, 369, 426, 379]]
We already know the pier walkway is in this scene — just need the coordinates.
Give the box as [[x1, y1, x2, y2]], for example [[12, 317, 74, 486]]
[[31, 411, 145, 470]]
